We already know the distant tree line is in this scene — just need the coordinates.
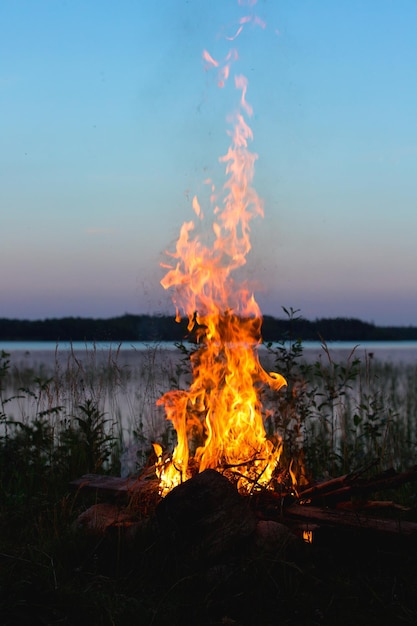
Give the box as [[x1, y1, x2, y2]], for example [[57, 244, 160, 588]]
[[1, 313, 417, 342], [0, 315, 188, 342]]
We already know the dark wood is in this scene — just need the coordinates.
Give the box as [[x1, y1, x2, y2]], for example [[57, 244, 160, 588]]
[[70, 464, 417, 542], [156, 469, 257, 562], [298, 466, 417, 505], [69, 469, 158, 502], [286, 504, 417, 537], [297, 473, 355, 501]]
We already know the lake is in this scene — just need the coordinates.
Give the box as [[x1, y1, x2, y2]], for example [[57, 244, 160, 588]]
[[1, 340, 417, 366]]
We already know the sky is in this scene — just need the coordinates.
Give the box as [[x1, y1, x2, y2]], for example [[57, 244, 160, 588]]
[[1, 0, 417, 326]]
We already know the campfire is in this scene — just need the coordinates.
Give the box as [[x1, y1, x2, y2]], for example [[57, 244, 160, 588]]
[[68, 10, 417, 621], [71, 3, 417, 549], [67, 0, 417, 546], [152, 5, 290, 497]]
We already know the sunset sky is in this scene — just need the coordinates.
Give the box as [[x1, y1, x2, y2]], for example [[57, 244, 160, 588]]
[[2, 0, 417, 325]]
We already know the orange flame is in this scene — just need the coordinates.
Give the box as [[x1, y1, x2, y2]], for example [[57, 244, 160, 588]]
[[155, 1, 287, 496]]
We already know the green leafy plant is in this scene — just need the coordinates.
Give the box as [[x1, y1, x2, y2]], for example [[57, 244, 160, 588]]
[[62, 399, 116, 474]]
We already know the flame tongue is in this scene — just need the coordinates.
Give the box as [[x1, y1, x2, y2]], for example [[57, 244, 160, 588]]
[[155, 14, 287, 496], [155, 310, 287, 495]]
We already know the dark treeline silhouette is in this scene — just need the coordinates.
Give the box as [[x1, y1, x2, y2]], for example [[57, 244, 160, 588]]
[[1, 314, 417, 342]]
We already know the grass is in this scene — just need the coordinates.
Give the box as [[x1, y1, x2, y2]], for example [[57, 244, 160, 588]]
[[1, 331, 417, 625]]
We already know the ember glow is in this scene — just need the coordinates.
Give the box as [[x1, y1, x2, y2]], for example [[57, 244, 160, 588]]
[[154, 1, 287, 496]]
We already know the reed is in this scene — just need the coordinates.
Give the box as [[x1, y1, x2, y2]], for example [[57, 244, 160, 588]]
[[1, 337, 417, 485], [266, 337, 417, 483]]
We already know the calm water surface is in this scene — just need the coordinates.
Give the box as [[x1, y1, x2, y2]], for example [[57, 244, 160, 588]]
[[1, 340, 417, 364]]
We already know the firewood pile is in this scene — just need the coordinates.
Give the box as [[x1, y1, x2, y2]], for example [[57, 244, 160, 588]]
[[70, 463, 417, 546], [289, 465, 417, 538], [67, 466, 417, 626]]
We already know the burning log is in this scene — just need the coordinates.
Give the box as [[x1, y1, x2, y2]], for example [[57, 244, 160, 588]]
[[155, 468, 306, 577], [71, 468, 305, 585], [69, 467, 160, 511], [70, 461, 417, 547], [298, 465, 417, 506], [275, 464, 417, 542], [156, 468, 258, 562], [74, 503, 137, 535], [70, 473, 142, 500], [285, 504, 417, 538]]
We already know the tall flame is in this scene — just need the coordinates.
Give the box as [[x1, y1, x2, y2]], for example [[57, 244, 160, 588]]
[[154, 2, 286, 496]]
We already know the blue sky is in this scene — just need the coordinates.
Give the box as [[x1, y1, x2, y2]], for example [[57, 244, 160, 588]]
[[1, 0, 417, 325]]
